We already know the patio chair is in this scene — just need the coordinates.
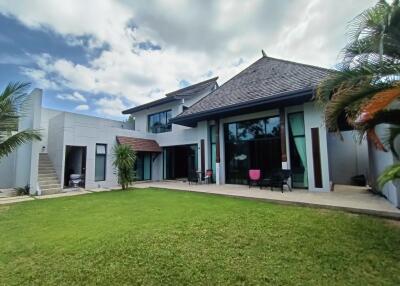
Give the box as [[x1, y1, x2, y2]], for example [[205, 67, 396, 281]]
[[270, 169, 292, 193], [248, 169, 261, 188], [204, 169, 213, 184], [188, 171, 199, 185]]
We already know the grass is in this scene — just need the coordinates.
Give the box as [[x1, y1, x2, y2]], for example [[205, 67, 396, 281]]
[[0, 188, 399, 285]]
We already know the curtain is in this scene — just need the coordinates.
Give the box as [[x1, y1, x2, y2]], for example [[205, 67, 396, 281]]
[[289, 113, 308, 187]]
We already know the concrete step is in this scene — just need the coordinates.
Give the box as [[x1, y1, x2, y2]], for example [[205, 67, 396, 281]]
[[39, 174, 57, 178], [39, 174, 58, 180], [38, 178, 59, 184], [39, 183, 61, 189], [39, 169, 57, 174], [39, 163, 53, 167], [39, 166, 57, 170], [41, 188, 62, 195]]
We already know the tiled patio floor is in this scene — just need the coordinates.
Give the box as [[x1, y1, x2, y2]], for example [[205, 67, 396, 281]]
[[133, 181, 400, 219], [1, 182, 399, 219]]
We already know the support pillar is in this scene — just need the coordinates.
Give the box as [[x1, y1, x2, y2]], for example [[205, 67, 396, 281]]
[[215, 119, 221, 185], [280, 107, 288, 169]]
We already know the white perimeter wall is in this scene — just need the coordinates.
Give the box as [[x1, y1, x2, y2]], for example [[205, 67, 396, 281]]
[[0, 89, 42, 193], [368, 124, 400, 207]]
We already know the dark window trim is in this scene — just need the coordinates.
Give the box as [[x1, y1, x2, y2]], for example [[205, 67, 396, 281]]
[[224, 114, 280, 143], [147, 109, 172, 133], [95, 143, 107, 182], [311, 128, 323, 188]]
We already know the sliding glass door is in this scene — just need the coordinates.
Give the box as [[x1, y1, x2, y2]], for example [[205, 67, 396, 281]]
[[135, 152, 151, 181], [163, 144, 197, 180], [224, 116, 281, 184]]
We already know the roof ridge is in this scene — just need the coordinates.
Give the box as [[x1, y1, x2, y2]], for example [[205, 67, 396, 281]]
[[165, 76, 219, 97], [265, 56, 335, 72], [176, 56, 266, 118]]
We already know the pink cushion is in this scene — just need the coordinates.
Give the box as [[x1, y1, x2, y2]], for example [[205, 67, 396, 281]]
[[249, 169, 261, 180]]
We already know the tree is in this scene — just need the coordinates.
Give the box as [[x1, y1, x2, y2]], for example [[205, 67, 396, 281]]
[[0, 82, 42, 160], [112, 144, 136, 190], [317, 0, 400, 187]]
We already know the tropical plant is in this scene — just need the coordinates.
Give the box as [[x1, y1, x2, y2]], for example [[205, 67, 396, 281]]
[[317, 0, 400, 187], [14, 184, 30, 196], [0, 82, 42, 159], [112, 144, 136, 190]]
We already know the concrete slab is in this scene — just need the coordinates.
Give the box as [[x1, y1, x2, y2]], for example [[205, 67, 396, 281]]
[[0, 196, 34, 205], [133, 181, 400, 220], [35, 190, 91, 199]]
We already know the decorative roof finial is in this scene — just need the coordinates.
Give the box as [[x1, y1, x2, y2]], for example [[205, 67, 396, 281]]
[[261, 50, 267, 57]]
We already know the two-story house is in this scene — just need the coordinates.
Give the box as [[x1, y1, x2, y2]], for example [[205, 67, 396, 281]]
[[4, 54, 391, 206]]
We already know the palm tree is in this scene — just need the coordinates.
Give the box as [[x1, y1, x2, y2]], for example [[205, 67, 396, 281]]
[[317, 0, 400, 187], [0, 82, 42, 160], [112, 144, 136, 190]]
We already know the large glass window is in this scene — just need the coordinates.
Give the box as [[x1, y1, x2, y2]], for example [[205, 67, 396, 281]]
[[224, 116, 281, 184], [95, 144, 106, 181], [288, 112, 308, 188], [148, 110, 172, 133]]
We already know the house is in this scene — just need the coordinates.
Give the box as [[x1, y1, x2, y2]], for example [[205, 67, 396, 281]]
[[2, 53, 396, 207]]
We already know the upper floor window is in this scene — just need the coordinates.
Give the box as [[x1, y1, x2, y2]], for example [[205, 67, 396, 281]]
[[148, 110, 172, 133]]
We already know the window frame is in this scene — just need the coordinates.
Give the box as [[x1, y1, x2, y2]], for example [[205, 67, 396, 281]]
[[147, 110, 172, 133], [95, 143, 107, 182]]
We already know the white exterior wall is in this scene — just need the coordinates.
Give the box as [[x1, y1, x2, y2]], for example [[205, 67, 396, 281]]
[[47, 112, 140, 189], [40, 108, 63, 153], [0, 89, 42, 193], [327, 131, 369, 185], [368, 124, 400, 207], [303, 102, 330, 192], [48, 113, 66, 182], [0, 148, 17, 188]]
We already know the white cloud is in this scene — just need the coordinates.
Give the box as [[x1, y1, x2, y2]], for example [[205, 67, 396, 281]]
[[94, 97, 128, 117], [0, 0, 377, 117], [20, 66, 59, 90], [75, 104, 89, 111], [57, 91, 87, 102]]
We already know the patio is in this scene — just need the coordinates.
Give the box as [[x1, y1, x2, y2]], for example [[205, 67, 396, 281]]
[[133, 181, 400, 219]]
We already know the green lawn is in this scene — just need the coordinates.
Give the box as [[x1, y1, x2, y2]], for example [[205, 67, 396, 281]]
[[0, 188, 399, 285]]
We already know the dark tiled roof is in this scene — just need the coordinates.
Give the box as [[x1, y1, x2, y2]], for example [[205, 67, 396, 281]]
[[122, 77, 218, 114], [165, 77, 218, 97], [116, 136, 162, 152], [176, 56, 332, 118], [122, 96, 178, 114]]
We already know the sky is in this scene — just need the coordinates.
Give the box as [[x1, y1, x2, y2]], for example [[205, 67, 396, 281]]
[[0, 0, 376, 120]]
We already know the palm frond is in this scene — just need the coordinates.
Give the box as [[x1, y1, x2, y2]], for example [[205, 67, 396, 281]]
[[323, 83, 388, 132], [378, 163, 400, 187], [0, 129, 42, 159], [357, 85, 400, 122], [383, 126, 400, 158]]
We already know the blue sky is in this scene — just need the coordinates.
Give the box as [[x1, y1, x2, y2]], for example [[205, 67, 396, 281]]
[[0, 0, 375, 120]]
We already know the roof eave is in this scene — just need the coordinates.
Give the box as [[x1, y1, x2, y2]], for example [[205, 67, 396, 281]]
[[170, 88, 314, 127], [122, 97, 180, 114]]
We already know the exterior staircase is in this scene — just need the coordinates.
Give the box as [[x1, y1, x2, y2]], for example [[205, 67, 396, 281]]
[[38, 153, 62, 195]]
